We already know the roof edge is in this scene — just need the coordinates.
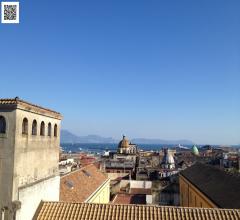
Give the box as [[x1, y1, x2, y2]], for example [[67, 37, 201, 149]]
[[38, 201, 240, 211], [0, 98, 62, 119]]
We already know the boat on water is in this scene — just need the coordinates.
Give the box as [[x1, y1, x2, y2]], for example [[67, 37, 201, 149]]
[[177, 144, 188, 149], [103, 149, 110, 156]]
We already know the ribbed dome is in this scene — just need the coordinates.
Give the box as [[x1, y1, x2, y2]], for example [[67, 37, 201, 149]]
[[192, 145, 199, 155], [118, 135, 130, 149]]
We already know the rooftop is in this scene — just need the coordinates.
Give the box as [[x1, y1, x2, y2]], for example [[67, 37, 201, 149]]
[[105, 160, 135, 169], [180, 162, 240, 209], [34, 202, 240, 220], [129, 188, 152, 195], [60, 164, 108, 202], [0, 97, 62, 119], [112, 194, 146, 204]]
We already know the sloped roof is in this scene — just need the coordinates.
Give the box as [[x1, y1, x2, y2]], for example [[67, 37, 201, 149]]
[[113, 194, 146, 204], [180, 162, 240, 208], [130, 188, 152, 195], [60, 164, 108, 202], [34, 202, 240, 220]]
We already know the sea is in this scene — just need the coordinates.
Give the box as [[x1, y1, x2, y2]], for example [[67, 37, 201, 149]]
[[61, 143, 192, 155], [61, 143, 240, 155]]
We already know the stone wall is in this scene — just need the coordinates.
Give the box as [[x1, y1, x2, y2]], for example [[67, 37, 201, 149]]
[[0, 103, 62, 220], [13, 108, 61, 201], [0, 109, 16, 216]]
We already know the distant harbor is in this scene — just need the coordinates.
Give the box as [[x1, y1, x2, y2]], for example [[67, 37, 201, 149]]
[[61, 143, 178, 154], [60, 143, 240, 155]]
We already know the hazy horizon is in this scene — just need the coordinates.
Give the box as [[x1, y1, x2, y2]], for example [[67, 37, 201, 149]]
[[61, 129, 239, 146]]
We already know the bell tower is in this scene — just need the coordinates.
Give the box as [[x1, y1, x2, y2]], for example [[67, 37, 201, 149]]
[[0, 98, 62, 220]]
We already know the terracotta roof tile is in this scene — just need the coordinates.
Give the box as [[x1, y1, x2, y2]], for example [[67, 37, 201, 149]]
[[130, 188, 152, 195], [34, 202, 240, 220], [60, 164, 108, 202], [113, 194, 146, 204], [0, 98, 61, 116]]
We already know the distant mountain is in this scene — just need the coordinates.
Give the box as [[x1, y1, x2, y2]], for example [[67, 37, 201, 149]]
[[131, 138, 194, 145], [61, 130, 117, 144], [61, 130, 194, 145]]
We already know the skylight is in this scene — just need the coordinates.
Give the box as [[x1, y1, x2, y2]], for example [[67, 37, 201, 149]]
[[65, 180, 74, 189], [82, 170, 91, 177]]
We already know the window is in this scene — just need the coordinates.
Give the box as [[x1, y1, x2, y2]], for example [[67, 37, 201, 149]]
[[0, 116, 6, 133], [32, 120, 37, 135], [40, 121, 45, 136], [48, 123, 51, 136], [54, 124, 57, 137], [22, 118, 28, 134]]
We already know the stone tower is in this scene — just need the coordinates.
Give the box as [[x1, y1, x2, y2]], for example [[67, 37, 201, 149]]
[[0, 98, 62, 220]]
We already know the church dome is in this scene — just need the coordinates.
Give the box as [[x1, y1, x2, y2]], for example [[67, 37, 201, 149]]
[[192, 145, 199, 156], [118, 135, 130, 149]]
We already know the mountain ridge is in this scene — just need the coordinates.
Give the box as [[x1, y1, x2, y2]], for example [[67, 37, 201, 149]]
[[61, 129, 194, 145]]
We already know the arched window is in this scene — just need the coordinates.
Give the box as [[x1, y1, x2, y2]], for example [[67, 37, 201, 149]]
[[32, 120, 37, 135], [48, 123, 51, 136], [40, 121, 45, 136], [22, 118, 28, 134], [0, 116, 6, 134], [54, 124, 57, 137]]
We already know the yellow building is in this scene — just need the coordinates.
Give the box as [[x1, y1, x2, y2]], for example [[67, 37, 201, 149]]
[[179, 162, 240, 209], [179, 173, 217, 208], [85, 176, 110, 204], [60, 164, 110, 204]]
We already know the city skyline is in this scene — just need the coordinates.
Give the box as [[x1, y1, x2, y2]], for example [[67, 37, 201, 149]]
[[0, 0, 240, 145]]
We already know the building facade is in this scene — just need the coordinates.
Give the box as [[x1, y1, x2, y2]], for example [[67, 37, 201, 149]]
[[0, 98, 62, 220]]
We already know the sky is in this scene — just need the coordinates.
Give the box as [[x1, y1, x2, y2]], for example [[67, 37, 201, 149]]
[[0, 0, 240, 145]]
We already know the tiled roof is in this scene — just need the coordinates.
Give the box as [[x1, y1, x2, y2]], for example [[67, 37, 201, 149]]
[[113, 194, 146, 204], [60, 164, 108, 202], [34, 202, 240, 220], [180, 162, 240, 209], [0, 97, 61, 116], [130, 188, 152, 195]]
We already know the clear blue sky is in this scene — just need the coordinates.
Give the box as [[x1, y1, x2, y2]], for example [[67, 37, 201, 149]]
[[0, 0, 239, 145]]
